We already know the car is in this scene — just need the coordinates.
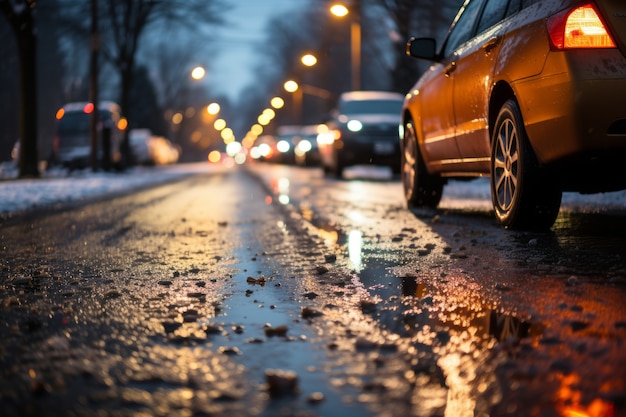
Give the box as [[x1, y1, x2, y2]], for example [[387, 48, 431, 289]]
[[275, 125, 301, 165], [293, 125, 323, 167], [129, 128, 153, 165], [53, 101, 126, 170], [401, 0, 626, 230], [251, 135, 280, 163], [319, 91, 404, 177]]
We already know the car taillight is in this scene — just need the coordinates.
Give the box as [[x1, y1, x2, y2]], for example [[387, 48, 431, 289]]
[[547, 2, 616, 50]]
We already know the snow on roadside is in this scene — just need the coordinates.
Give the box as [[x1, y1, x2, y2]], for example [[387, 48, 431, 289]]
[[1, 162, 624, 218], [0, 162, 228, 217]]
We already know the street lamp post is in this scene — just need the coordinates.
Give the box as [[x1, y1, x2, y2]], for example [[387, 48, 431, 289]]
[[284, 80, 303, 125], [284, 80, 334, 125], [330, 1, 361, 91]]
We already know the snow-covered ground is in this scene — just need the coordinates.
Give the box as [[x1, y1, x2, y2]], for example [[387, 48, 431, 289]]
[[0, 162, 229, 217], [1, 161, 625, 218]]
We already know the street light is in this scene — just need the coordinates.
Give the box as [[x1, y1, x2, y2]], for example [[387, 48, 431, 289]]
[[191, 66, 206, 80], [206, 102, 220, 115], [270, 97, 285, 109], [284, 80, 299, 93], [329, 4, 348, 17], [330, 2, 361, 91], [301, 53, 318, 67], [284, 79, 334, 125]]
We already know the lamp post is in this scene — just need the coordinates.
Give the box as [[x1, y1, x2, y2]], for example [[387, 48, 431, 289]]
[[284, 80, 334, 125], [330, 1, 361, 91]]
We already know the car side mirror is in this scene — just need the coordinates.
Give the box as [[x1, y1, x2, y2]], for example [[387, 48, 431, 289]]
[[406, 37, 437, 60]]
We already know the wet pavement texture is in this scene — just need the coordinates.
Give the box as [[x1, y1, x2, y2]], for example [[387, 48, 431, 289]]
[[1, 164, 625, 417]]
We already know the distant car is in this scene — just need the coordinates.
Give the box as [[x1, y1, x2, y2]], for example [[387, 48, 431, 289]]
[[129, 128, 153, 165], [275, 125, 301, 165], [319, 91, 404, 177], [53, 101, 125, 170], [401, 0, 626, 230], [293, 125, 324, 167]]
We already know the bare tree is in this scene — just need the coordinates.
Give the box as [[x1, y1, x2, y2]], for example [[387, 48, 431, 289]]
[[59, 0, 225, 167], [375, 0, 462, 93], [0, 0, 39, 178]]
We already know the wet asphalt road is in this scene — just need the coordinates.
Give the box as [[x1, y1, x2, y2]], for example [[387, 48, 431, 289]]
[[1, 163, 625, 417]]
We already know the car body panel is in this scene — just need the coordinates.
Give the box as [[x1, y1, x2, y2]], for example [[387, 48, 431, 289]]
[[402, 0, 626, 192], [596, 0, 626, 54]]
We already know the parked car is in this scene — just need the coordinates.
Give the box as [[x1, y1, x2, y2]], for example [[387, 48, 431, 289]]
[[293, 124, 323, 167], [250, 135, 279, 163], [401, 0, 626, 230], [275, 125, 301, 165], [319, 91, 404, 177], [53, 101, 126, 170], [129, 128, 153, 165]]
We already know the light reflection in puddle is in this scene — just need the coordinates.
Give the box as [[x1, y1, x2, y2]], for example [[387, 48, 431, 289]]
[[399, 275, 548, 417], [268, 176, 291, 205], [348, 230, 363, 272]]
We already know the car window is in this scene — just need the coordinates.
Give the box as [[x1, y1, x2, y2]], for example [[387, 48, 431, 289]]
[[476, 0, 510, 34], [340, 99, 403, 115], [442, 0, 485, 57], [506, 0, 522, 15]]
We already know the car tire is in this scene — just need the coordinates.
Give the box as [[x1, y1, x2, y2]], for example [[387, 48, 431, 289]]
[[402, 120, 444, 208], [490, 100, 562, 230]]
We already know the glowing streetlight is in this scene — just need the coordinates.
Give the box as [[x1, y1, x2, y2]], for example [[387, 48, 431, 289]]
[[213, 118, 226, 131], [262, 108, 276, 120], [284, 80, 299, 93], [329, 2, 361, 90], [301, 53, 318, 67], [330, 4, 349, 17], [191, 66, 206, 80], [206, 102, 220, 115], [270, 97, 285, 109]]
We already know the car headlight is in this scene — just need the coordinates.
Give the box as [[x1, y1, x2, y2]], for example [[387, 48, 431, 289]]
[[276, 140, 291, 153], [347, 120, 363, 132]]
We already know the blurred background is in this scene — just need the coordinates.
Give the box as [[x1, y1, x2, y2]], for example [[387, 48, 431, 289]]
[[0, 0, 461, 170]]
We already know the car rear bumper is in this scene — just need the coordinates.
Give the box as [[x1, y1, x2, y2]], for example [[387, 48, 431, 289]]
[[518, 49, 626, 168]]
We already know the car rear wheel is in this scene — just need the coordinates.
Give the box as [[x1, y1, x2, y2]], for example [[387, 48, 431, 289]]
[[490, 100, 562, 230], [402, 120, 444, 208]]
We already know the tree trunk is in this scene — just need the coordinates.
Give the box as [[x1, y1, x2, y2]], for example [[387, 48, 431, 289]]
[[5, 1, 40, 178]]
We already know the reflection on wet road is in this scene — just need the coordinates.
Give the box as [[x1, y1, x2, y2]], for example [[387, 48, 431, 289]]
[[249, 162, 626, 417]]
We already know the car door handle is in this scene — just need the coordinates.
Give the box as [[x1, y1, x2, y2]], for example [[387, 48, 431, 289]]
[[444, 61, 457, 76], [482, 37, 501, 53]]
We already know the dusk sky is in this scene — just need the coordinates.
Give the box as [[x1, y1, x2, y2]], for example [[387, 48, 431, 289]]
[[207, 0, 310, 101]]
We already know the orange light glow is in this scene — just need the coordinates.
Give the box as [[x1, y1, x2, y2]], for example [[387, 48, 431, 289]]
[[565, 5, 616, 48], [117, 118, 128, 131], [284, 80, 298, 93], [301, 54, 318, 67], [207, 102, 221, 115], [557, 373, 615, 417], [330, 4, 349, 17], [270, 97, 284, 109], [55, 108, 65, 120], [208, 150, 221, 163], [548, 4, 616, 49]]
